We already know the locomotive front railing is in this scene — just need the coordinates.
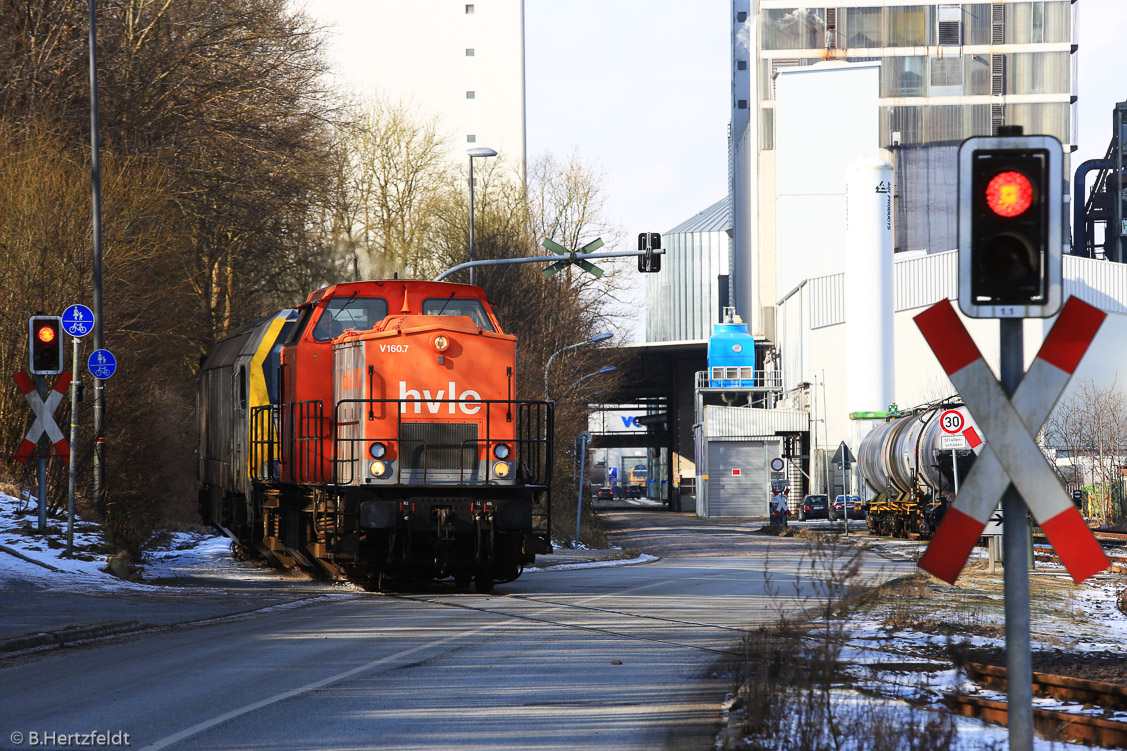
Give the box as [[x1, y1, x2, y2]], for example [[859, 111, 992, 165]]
[[331, 398, 553, 488]]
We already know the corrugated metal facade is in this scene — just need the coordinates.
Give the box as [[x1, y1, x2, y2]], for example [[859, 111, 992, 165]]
[[781, 252, 1127, 333], [702, 441, 776, 517], [703, 406, 808, 437], [696, 407, 807, 517], [645, 198, 731, 343]]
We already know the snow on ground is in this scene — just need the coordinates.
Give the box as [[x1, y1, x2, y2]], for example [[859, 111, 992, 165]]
[[812, 533, 1127, 750], [0, 491, 282, 591]]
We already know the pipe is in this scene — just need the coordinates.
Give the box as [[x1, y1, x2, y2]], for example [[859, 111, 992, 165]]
[[1072, 159, 1113, 257]]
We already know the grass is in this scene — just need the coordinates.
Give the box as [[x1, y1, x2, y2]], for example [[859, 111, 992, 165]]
[[724, 541, 965, 750]]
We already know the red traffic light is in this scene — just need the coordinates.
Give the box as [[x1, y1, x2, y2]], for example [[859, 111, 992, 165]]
[[985, 170, 1034, 218], [36, 325, 57, 344]]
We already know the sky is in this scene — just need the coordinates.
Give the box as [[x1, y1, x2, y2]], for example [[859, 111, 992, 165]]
[[299, 0, 1121, 343]]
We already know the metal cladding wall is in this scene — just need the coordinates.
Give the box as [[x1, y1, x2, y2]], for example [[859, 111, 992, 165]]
[[697, 407, 808, 517], [645, 197, 732, 342], [704, 441, 775, 517]]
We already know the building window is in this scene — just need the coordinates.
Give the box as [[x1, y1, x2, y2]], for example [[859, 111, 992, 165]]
[[466, 91, 476, 99], [467, 134, 476, 143], [1031, 1, 1045, 43], [737, 60, 747, 71], [466, 48, 475, 57], [465, 3, 474, 14]]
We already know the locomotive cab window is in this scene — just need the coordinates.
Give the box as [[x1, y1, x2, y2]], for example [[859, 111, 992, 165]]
[[421, 298, 495, 331], [312, 297, 389, 341]]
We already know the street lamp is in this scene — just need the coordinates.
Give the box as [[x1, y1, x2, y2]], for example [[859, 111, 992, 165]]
[[543, 333, 613, 401], [467, 146, 498, 286], [568, 366, 616, 393]]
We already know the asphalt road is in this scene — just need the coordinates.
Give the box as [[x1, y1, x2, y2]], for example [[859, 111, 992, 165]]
[[0, 509, 908, 751]]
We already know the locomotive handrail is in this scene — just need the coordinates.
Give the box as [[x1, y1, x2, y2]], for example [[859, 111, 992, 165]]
[[330, 397, 553, 488]]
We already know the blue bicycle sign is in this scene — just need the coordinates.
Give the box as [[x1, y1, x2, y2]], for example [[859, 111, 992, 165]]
[[87, 349, 117, 380], [62, 304, 95, 338]]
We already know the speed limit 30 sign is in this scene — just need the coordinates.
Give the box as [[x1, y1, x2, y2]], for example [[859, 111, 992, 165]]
[[939, 409, 965, 434]]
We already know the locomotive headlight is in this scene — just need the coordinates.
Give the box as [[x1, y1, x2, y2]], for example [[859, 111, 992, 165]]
[[370, 460, 387, 476], [433, 335, 449, 351], [369, 442, 386, 459], [732, 344, 743, 353], [493, 461, 510, 478], [493, 443, 511, 460]]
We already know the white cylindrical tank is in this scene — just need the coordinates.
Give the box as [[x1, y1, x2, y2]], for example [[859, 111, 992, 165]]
[[844, 159, 894, 417]]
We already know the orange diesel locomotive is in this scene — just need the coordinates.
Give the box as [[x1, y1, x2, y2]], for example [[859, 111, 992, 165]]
[[198, 280, 553, 591]]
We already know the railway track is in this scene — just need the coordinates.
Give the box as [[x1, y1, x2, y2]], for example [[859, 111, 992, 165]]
[[951, 662, 1127, 748]]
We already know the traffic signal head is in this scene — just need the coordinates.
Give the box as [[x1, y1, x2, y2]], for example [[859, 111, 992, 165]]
[[958, 134, 1062, 319], [28, 316, 63, 375], [637, 232, 661, 273]]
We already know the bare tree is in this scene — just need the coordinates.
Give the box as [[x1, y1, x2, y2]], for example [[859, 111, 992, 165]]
[[332, 96, 456, 279], [1044, 376, 1127, 525]]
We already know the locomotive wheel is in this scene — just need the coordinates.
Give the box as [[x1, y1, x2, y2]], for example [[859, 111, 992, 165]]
[[454, 573, 472, 589]]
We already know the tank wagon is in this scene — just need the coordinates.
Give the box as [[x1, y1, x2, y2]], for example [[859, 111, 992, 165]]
[[856, 405, 980, 538], [198, 280, 553, 591]]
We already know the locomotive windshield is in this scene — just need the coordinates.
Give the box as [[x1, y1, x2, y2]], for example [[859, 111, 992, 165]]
[[422, 298, 495, 332], [312, 297, 389, 341]]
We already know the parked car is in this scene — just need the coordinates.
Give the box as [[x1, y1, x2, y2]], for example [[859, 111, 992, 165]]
[[595, 486, 616, 500], [797, 494, 829, 521], [832, 495, 864, 520]]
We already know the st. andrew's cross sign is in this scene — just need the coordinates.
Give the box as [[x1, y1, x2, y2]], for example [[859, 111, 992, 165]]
[[914, 296, 1108, 584]]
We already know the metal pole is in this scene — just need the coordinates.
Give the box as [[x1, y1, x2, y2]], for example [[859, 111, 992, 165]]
[[87, 0, 107, 514], [952, 448, 960, 495], [468, 157, 475, 286], [67, 337, 80, 555], [576, 435, 588, 542], [1000, 317, 1033, 751], [36, 375, 47, 534]]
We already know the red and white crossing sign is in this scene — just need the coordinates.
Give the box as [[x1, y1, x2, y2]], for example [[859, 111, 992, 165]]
[[13, 370, 71, 464], [914, 296, 1108, 584]]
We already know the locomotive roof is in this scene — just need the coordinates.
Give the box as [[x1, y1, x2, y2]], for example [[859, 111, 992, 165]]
[[302, 279, 484, 305]]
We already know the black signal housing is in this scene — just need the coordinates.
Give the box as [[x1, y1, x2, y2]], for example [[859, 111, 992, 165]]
[[957, 134, 1062, 319], [29, 316, 64, 375]]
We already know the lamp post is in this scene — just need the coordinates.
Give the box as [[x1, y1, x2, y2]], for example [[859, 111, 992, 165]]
[[568, 366, 616, 393], [543, 333, 613, 401], [467, 147, 498, 286]]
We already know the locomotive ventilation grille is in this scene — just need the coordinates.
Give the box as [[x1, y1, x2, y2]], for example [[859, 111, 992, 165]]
[[400, 422, 478, 471]]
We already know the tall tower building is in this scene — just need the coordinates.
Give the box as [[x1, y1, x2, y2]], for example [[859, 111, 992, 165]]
[[307, 0, 527, 174], [730, 1, 1076, 336]]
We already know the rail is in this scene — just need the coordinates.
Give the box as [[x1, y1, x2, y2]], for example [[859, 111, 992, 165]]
[[952, 664, 1127, 748]]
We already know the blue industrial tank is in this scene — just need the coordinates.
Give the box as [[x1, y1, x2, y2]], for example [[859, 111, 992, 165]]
[[707, 313, 756, 388]]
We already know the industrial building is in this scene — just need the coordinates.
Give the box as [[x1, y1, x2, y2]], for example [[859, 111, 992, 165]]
[[304, 0, 527, 173], [651, 1, 1127, 517]]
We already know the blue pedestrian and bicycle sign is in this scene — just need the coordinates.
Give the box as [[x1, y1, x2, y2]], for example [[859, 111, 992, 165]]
[[88, 349, 117, 380], [62, 305, 95, 338]]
